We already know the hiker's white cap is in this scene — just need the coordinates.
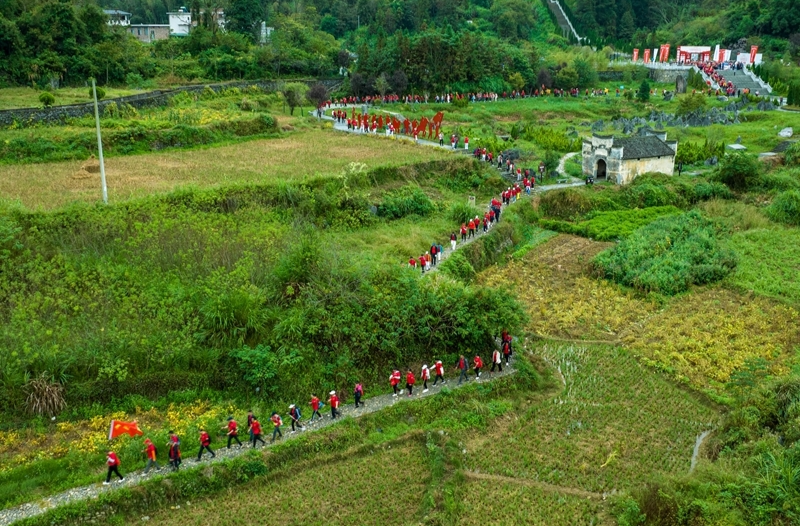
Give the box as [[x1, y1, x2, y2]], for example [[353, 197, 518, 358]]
[[289, 404, 295, 408], [423, 364, 428, 369], [329, 391, 335, 395]]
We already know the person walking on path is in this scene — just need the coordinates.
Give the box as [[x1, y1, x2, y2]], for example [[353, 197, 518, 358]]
[[288, 405, 303, 432], [421, 365, 430, 392], [250, 417, 266, 448], [439, 132, 444, 146], [328, 391, 341, 419], [406, 369, 416, 396], [223, 417, 243, 448], [473, 354, 484, 380], [390, 369, 402, 396], [430, 243, 438, 265], [503, 340, 512, 366], [491, 348, 503, 375], [270, 412, 283, 443], [167, 432, 181, 471], [502, 330, 513, 365], [142, 438, 159, 474], [354, 382, 364, 408], [310, 395, 323, 422], [450, 232, 457, 251], [460, 223, 467, 242], [464, 136, 469, 150], [246, 410, 255, 443], [433, 360, 445, 385], [456, 355, 469, 384], [467, 218, 475, 239], [104, 451, 124, 485], [197, 429, 216, 461]]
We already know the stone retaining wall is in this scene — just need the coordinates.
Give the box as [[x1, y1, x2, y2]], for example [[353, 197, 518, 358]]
[[0, 78, 341, 128], [649, 68, 688, 84]]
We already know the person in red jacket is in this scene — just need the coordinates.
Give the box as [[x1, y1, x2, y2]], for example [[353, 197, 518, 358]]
[[250, 417, 266, 448], [270, 412, 283, 443], [104, 450, 124, 485], [390, 369, 402, 396], [142, 438, 159, 474], [328, 391, 340, 419], [167, 432, 182, 471], [467, 218, 475, 239], [421, 365, 430, 392], [288, 404, 303, 432], [197, 429, 216, 460], [406, 369, 416, 396], [460, 223, 467, 242], [310, 395, 323, 422], [503, 341, 512, 365], [473, 354, 484, 379], [408, 257, 417, 268], [491, 348, 503, 374], [433, 360, 445, 385], [450, 232, 457, 251], [222, 417, 243, 448]]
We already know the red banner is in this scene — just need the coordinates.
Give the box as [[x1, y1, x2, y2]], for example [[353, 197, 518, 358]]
[[718, 47, 725, 63], [749, 45, 758, 64], [643, 49, 651, 63], [632, 48, 639, 62], [662, 44, 670, 62], [108, 420, 143, 440]]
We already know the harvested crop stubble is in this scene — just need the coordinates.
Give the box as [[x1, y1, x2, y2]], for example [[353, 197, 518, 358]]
[[620, 288, 800, 390], [459, 477, 609, 525], [480, 234, 656, 340], [146, 443, 428, 526], [466, 344, 717, 493]]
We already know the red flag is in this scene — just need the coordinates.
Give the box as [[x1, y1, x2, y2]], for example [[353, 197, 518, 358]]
[[643, 49, 651, 63], [432, 111, 444, 126], [378, 115, 384, 127], [108, 420, 143, 440], [662, 44, 670, 62], [749, 45, 758, 64], [403, 119, 410, 134], [632, 48, 639, 62]]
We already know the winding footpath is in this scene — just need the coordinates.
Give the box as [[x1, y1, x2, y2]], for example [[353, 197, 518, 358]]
[[0, 366, 518, 526]]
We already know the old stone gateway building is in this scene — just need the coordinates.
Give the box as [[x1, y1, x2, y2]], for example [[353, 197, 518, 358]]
[[582, 132, 678, 184]]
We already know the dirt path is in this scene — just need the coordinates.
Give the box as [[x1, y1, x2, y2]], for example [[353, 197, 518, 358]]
[[557, 151, 580, 175], [0, 366, 518, 526]]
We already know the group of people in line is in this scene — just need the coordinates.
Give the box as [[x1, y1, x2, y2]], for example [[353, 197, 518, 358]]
[[103, 331, 515, 485]]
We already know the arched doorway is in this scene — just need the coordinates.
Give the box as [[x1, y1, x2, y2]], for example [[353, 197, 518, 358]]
[[596, 159, 607, 179]]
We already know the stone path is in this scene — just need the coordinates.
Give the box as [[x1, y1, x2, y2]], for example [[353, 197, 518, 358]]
[[0, 364, 519, 526]]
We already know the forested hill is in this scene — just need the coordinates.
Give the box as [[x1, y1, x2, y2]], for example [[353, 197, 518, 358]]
[[567, 0, 799, 52]]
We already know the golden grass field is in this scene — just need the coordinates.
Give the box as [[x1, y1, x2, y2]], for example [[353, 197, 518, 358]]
[[0, 129, 449, 210]]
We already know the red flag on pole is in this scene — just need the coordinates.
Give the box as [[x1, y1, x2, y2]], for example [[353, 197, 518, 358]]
[[432, 111, 444, 126], [643, 49, 651, 63], [632, 48, 639, 62], [108, 420, 143, 440], [749, 45, 758, 64], [662, 44, 670, 62]]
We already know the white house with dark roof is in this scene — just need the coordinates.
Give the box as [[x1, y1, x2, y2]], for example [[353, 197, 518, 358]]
[[582, 132, 678, 185], [104, 9, 131, 26]]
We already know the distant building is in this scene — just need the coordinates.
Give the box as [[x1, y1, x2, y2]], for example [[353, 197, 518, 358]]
[[104, 9, 131, 26], [582, 132, 678, 185], [168, 7, 226, 36], [129, 24, 170, 43]]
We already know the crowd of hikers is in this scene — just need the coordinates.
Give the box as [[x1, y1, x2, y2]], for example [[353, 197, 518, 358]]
[[103, 331, 516, 484]]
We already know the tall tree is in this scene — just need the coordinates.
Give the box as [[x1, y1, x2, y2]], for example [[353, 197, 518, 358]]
[[227, 0, 264, 41]]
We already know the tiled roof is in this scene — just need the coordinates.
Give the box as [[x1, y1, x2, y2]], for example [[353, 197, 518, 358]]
[[613, 135, 676, 160]]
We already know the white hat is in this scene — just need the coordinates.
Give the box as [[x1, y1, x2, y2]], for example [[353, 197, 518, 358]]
[[329, 390, 335, 395], [289, 404, 295, 408], [423, 364, 428, 369]]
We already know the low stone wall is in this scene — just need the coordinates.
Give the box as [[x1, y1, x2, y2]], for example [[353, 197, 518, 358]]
[[598, 71, 624, 81], [0, 78, 340, 128], [649, 68, 688, 84]]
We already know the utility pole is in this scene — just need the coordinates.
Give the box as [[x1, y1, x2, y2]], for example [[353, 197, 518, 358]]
[[91, 78, 108, 204]]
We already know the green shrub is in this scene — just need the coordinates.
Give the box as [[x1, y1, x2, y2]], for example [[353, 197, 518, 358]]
[[766, 190, 800, 225], [377, 186, 435, 219], [38, 91, 55, 107], [438, 250, 477, 283], [90, 86, 106, 100], [448, 201, 481, 224], [694, 181, 733, 200], [538, 188, 593, 220], [593, 210, 737, 295], [760, 171, 800, 192], [785, 142, 800, 166], [675, 93, 707, 116], [715, 152, 762, 191]]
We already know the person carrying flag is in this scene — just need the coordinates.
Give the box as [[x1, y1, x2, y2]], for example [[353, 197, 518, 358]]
[[223, 417, 243, 448], [197, 429, 216, 460], [104, 450, 124, 485]]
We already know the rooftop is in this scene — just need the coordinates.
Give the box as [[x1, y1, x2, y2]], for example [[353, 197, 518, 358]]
[[613, 135, 676, 160], [103, 9, 131, 15]]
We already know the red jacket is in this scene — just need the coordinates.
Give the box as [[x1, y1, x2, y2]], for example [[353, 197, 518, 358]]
[[251, 420, 262, 435], [493, 350, 501, 364], [227, 420, 238, 436], [200, 431, 211, 446], [145, 443, 156, 461], [271, 414, 282, 427], [107, 452, 119, 466], [406, 372, 415, 385], [474, 356, 484, 368], [434, 361, 444, 375], [390, 370, 401, 386], [421, 368, 430, 380], [311, 397, 320, 410], [329, 395, 339, 408], [468, 220, 475, 230]]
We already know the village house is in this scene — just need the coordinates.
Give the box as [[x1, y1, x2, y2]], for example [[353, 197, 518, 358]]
[[128, 24, 170, 43], [582, 131, 678, 185], [103, 9, 131, 26]]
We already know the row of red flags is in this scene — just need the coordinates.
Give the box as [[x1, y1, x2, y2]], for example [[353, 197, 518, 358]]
[[632, 45, 758, 64], [350, 108, 444, 137]]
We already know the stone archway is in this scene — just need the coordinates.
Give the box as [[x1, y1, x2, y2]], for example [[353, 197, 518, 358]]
[[596, 159, 607, 179]]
